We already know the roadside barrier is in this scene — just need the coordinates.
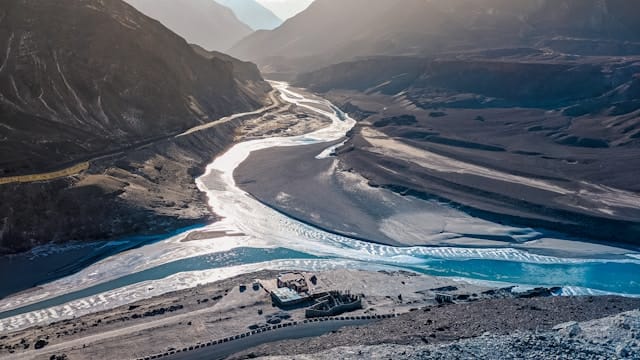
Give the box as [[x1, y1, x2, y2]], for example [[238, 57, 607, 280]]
[[134, 314, 395, 360]]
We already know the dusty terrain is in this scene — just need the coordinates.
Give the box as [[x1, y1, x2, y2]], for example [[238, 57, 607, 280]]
[[234, 140, 400, 245], [306, 87, 640, 247], [233, 296, 640, 359], [0, 269, 493, 360], [234, 125, 637, 257], [255, 310, 640, 359], [1, 269, 637, 360]]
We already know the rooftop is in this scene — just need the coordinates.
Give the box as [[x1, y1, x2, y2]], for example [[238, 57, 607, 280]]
[[271, 287, 305, 304], [277, 272, 305, 282]]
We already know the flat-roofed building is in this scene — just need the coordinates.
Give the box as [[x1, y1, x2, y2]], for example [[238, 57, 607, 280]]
[[271, 287, 307, 307], [277, 272, 309, 293]]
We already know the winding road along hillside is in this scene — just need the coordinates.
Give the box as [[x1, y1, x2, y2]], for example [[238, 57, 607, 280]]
[[0, 90, 280, 186]]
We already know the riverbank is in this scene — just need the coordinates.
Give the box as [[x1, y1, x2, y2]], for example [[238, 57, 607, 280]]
[[324, 89, 640, 247], [0, 269, 494, 359], [0, 83, 329, 256], [3, 268, 635, 360], [0, 269, 640, 360], [234, 134, 636, 260], [0, 83, 333, 301], [0, 225, 202, 299], [234, 141, 403, 245]]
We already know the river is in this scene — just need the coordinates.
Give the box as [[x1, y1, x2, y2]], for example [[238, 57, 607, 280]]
[[1, 82, 639, 333]]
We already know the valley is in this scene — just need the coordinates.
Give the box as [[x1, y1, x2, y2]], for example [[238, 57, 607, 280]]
[[0, 82, 638, 360], [1, 1, 639, 359], [316, 86, 640, 246]]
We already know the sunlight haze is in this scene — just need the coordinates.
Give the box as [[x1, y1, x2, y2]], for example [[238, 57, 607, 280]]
[[1, 1, 639, 359], [256, 0, 314, 20]]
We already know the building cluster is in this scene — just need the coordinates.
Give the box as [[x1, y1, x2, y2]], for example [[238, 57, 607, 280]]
[[270, 272, 311, 307], [269, 272, 362, 318], [276, 272, 310, 293], [305, 291, 362, 318]]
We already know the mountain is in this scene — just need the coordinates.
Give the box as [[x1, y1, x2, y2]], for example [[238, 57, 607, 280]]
[[230, 0, 640, 75], [0, 0, 270, 254], [297, 55, 640, 114], [124, 0, 252, 51], [229, 0, 392, 74], [0, 0, 268, 175], [255, 0, 314, 20], [281, 0, 640, 246], [295, 53, 640, 245], [216, 0, 282, 30]]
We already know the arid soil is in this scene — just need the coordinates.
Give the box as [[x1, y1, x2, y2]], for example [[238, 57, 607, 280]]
[[232, 296, 640, 359], [2, 268, 637, 360], [255, 310, 640, 359], [234, 140, 400, 245], [234, 120, 636, 257], [317, 89, 640, 247], [0, 270, 492, 360]]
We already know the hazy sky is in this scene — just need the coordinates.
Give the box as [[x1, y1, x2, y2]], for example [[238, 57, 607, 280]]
[[256, 0, 314, 20]]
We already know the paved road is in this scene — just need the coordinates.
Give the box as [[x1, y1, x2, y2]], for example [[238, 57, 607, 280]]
[[0, 162, 89, 185], [163, 319, 376, 360], [177, 90, 281, 137], [0, 90, 280, 186]]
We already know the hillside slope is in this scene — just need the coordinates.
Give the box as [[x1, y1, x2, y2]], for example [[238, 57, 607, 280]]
[[0, 0, 268, 176], [216, 0, 282, 30], [280, 1, 640, 246], [124, 0, 253, 51], [231, 0, 640, 75], [0, 0, 271, 254]]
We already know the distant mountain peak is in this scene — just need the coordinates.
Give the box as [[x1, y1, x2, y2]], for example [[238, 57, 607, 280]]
[[255, 0, 314, 21], [216, 0, 283, 30], [124, 0, 252, 51], [230, 0, 640, 74]]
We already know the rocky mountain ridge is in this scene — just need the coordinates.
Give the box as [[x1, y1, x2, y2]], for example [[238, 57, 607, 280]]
[[124, 0, 253, 51], [216, 0, 282, 30], [297, 54, 640, 120], [0, 0, 269, 176], [231, 0, 640, 76], [0, 0, 271, 254]]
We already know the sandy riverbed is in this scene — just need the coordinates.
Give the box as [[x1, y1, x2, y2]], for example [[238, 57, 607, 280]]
[[234, 138, 635, 259]]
